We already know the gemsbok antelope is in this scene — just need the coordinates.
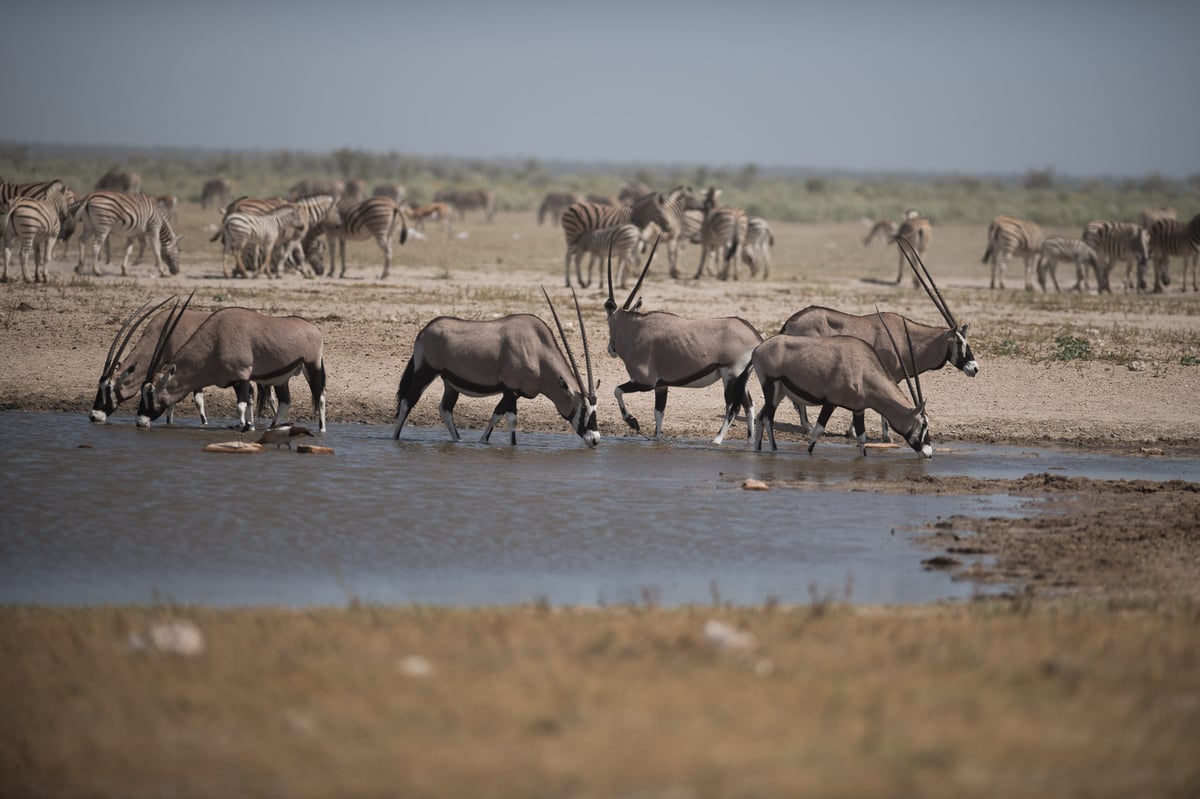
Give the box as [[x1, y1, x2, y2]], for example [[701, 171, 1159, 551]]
[[91, 297, 277, 426], [780, 235, 976, 441], [137, 297, 327, 432], [604, 240, 762, 444], [750, 312, 932, 458], [392, 289, 599, 447]]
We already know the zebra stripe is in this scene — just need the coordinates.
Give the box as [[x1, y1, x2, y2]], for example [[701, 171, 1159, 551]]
[[1035, 236, 1103, 293], [220, 204, 307, 279], [74, 191, 181, 277], [432, 188, 495, 222], [1, 189, 69, 283], [740, 216, 774, 279], [694, 206, 748, 280], [1, 179, 69, 268], [324, 197, 409, 279], [573, 224, 641, 289], [1081, 221, 1151, 293], [560, 188, 688, 287], [981, 215, 1042, 291], [1148, 214, 1200, 293]]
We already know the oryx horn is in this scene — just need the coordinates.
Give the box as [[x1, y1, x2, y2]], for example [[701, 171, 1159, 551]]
[[541, 286, 586, 396], [104, 297, 171, 375], [622, 234, 659, 310], [146, 290, 195, 380], [570, 286, 596, 399], [875, 306, 921, 409], [896, 234, 958, 329]]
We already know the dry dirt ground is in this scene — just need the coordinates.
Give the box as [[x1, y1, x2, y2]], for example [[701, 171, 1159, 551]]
[[2, 209, 1199, 796]]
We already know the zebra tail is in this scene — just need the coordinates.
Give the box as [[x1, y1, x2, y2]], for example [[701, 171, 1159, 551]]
[[725, 227, 741, 263], [981, 243, 993, 264]]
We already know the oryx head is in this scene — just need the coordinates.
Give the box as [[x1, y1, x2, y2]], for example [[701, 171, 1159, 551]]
[[91, 296, 175, 422], [604, 235, 657, 356], [878, 307, 933, 458], [136, 292, 194, 427], [542, 287, 600, 448], [896, 234, 978, 378]]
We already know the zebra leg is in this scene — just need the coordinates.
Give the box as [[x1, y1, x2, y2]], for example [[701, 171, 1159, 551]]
[[693, 247, 709, 280], [18, 240, 32, 283], [119, 236, 136, 277], [564, 247, 574, 288], [91, 233, 106, 276], [378, 236, 392, 279], [439, 385, 462, 441], [1024, 256, 1036, 292]]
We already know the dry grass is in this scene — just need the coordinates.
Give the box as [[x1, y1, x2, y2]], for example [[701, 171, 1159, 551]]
[[2, 602, 1198, 799]]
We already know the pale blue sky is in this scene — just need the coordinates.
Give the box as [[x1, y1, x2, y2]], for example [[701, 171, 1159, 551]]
[[3, 0, 1198, 177]]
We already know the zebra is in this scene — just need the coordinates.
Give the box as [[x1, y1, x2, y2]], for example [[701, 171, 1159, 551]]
[[1081, 221, 1151, 293], [219, 204, 307, 279], [1147, 213, 1200, 292], [981, 215, 1043, 291], [574, 224, 641, 289], [863, 210, 930, 286], [1, 178, 71, 266], [538, 191, 585, 225], [1034, 236, 1104, 293], [693, 188, 748, 280], [288, 179, 346, 201], [433, 188, 496, 222], [741, 216, 774, 278], [372, 183, 406, 203], [559, 188, 688, 288], [94, 168, 141, 193], [200, 178, 233, 209], [73, 191, 181, 277], [617, 182, 654, 205], [1142, 206, 1176, 231], [322, 197, 409, 278], [0, 181, 70, 282]]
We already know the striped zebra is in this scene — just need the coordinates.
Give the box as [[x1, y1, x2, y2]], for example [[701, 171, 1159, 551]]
[[322, 196, 409, 278], [220, 204, 307, 279], [538, 191, 585, 225], [94, 168, 141, 193], [1081, 221, 1150, 293], [559, 187, 688, 288], [0, 181, 70, 282], [574, 224, 641, 289], [740, 216, 774, 279], [694, 206, 748, 280], [1142, 206, 1176, 231], [1, 177, 71, 265], [73, 191, 181, 277], [288, 179, 346, 201], [981, 215, 1043, 290], [1147, 213, 1200, 292], [433, 188, 495, 222], [372, 183, 406, 203], [1034, 236, 1104, 293], [200, 178, 233, 209]]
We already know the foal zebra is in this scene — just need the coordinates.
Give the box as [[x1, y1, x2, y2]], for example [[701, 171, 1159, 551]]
[[323, 197, 409, 278], [1, 182, 70, 282], [560, 188, 688, 287], [982, 215, 1043, 290], [73, 191, 181, 277], [575, 224, 641, 289], [1081, 221, 1151, 293], [1147, 214, 1200, 292], [1035, 236, 1104, 293], [741, 217, 774, 278], [694, 205, 748, 280], [220, 204, 307, 279]]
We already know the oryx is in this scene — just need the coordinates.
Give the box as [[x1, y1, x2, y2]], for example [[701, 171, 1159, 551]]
[[604, 240, 763, 444], [91, 297, 278, 426], [780, 235, 976, 441], [751, 311, 932, 458], [136, 296, 327, 432], [392, 288, 599, 447]]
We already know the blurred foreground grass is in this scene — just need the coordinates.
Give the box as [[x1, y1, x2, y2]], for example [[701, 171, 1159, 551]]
[[2, 601, 1198, 798]]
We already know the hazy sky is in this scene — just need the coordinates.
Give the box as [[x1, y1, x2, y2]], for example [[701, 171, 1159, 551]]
[[3, 0, 1198, 177]]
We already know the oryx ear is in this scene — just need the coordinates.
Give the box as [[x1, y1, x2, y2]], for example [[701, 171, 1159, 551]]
[[633, 297, 643, 311], [167, 364, 177, 378], [961, 322, 970, 335]]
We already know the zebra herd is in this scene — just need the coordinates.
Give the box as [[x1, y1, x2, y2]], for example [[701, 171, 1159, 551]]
[[981, 210, 1199, 294]]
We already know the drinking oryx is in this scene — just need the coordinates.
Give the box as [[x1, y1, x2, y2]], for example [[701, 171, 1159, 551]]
[[392, 289, 599, 447], [750, 312, 932, 458], [604, 240, 762, 444], [779, 234, 976, 441], [91, 296, 278, 426], [137, 296, 327, 432]]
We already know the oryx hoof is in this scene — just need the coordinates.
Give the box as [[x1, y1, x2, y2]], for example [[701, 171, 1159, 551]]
[[625, 416, 641, 433]]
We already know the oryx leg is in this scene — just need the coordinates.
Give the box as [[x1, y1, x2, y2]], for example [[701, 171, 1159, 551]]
[[806, 405, 836, 455], [754, 380, 781, 452], [269, 381, 293, 428], [879, 412, 892, 444], [193, 390, 208, 425], [852, 412, 869, 456], [302, 360, 327, 433], [614, 380, 654, 435], [481, 391, 519, 445], [233, 381, 255, 432], [713, 369, 755, 446], [439, 385, 462, 441]]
